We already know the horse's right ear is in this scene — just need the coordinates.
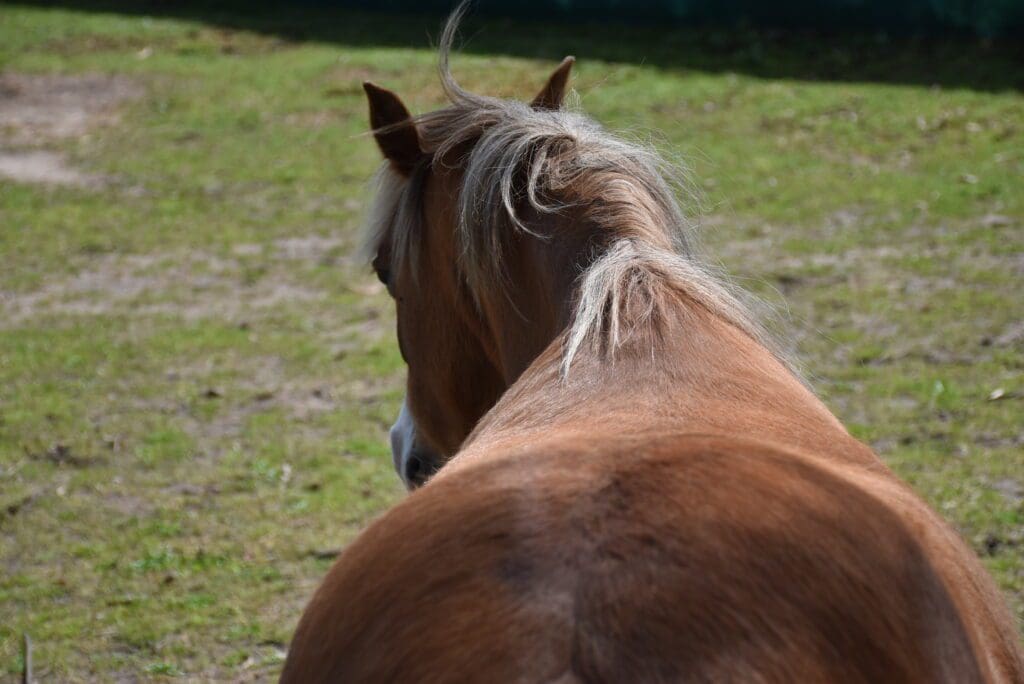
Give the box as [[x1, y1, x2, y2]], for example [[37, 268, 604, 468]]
[[531, 56, 575, 110], [363, 82, 424, 175]]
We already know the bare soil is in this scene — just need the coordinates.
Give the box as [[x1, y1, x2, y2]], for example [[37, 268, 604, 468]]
[[0, 72, 141, 186]]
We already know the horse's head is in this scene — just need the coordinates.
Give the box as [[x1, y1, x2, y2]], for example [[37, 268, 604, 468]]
[[362, 58, 575, 489]]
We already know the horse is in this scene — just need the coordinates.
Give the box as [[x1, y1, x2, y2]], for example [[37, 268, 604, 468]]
[[281, 9, 1024, 683]]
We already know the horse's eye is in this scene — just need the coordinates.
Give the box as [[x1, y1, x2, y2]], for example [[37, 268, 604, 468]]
[[371, 253, 391, 287]]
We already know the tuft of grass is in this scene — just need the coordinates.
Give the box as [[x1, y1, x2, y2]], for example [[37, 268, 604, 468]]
[[1, 2, 1021, 678]]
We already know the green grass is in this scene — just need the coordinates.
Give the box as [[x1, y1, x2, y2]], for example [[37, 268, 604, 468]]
[[1, 3, 1022, 679]]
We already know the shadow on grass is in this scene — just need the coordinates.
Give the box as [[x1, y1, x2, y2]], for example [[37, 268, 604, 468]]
[[13, 0, 1024, 92]]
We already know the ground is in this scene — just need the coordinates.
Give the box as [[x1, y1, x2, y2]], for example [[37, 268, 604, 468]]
[[0, 3, 1021, 681]]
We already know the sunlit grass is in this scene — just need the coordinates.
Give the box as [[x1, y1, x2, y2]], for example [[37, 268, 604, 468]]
[[1, 3, 1021, 678]]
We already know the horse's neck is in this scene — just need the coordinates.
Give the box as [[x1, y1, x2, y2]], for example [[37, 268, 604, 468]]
[[459, 291, 876, 470], [475, 230, 583, 385]]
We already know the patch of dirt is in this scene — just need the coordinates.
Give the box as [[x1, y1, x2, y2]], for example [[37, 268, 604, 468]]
[[0, 72, 142, 188], [273, 235, 345, 261], [0, 246, 340, 326], [0, 150, 104, 187], [987, 321, 1024, 349], [180, 385, 341, 448], [992, 479, 1024, 506], [712, 216, 1020, 324], [232, 243, 264, 257], [0, 72, 142, 146], [104, 493, 154, 517], [162, 354, 355, 446]]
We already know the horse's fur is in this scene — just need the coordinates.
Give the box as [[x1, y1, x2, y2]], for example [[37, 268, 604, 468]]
[[282, 6, 1024, 682], [286, 435, 1017, 683]]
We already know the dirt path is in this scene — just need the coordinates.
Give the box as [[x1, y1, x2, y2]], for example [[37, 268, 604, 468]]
[[0, 72, 141, 186]]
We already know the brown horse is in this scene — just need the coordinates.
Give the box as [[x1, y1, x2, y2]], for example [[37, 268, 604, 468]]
[[281, 10, 1024, 683]]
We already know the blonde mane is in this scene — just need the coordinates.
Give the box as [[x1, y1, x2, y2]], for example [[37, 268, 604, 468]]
[[364, 5, 786, 377]]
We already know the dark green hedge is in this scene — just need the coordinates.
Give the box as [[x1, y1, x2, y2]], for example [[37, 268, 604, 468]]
[[325, 0, 1024, 37]]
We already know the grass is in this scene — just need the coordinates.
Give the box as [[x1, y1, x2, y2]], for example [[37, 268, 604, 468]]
[[1, 2, 1022, 679]]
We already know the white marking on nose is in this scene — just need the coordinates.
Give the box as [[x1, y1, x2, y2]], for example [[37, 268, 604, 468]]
[[389, 399, 417, 489]]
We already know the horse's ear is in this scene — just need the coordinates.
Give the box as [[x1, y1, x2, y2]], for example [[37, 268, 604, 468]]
[[363, 81, 424, 175], [531, 56, 575, 110]]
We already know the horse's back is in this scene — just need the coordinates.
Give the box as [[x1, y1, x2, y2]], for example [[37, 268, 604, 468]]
[[281, 433, 1019, 683]]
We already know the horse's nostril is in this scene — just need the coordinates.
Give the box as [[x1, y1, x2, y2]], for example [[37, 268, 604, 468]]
[[404, 454, 423, 485], [404, 452, 440, 488]]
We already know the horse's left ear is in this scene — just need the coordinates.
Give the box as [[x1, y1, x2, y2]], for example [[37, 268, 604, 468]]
[[363, 81, 424, 175], [531, 56, 575, 110]]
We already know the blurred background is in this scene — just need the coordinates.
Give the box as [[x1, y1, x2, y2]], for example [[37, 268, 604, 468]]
[[1, 0, 1022, 679]]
